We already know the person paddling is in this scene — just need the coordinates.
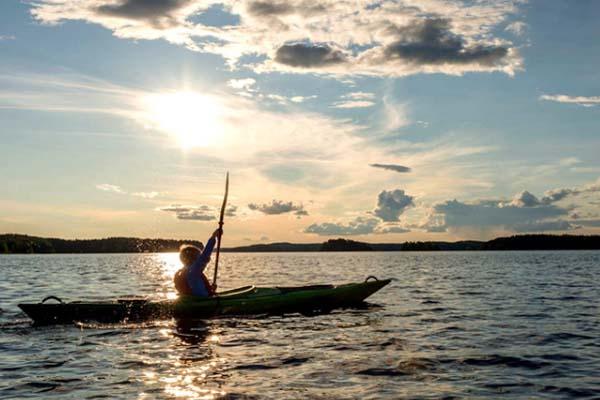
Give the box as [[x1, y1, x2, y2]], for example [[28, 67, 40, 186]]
[[174, 227, 222, 297]]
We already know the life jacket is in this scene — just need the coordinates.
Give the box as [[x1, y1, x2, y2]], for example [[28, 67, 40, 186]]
[[174, 268, 215, 297]]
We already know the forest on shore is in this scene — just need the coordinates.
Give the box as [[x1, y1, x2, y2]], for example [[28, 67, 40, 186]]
[[1, 234, 600, 254]]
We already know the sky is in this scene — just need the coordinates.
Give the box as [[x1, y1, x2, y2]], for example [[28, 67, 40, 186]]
[[0, 0, 599, 245]]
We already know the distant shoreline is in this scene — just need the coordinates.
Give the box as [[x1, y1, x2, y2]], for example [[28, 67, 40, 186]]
[[1, 234, 600, 254]]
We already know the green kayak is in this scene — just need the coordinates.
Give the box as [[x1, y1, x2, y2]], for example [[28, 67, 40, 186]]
[[18, 277, 391, 325]]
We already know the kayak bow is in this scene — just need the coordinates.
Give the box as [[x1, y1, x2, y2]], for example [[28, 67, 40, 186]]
[[18, 277, 391, 325]]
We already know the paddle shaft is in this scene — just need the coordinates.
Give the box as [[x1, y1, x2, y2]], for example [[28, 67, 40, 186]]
[[212, 172, 229, 287]]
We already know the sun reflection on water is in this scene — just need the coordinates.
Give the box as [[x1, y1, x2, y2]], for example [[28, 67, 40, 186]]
[[135, 318, 226, 399], [155, 253, 181, 300]]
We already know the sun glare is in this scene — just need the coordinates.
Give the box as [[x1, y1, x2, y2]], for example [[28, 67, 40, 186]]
[[143, 91, 223, 149]]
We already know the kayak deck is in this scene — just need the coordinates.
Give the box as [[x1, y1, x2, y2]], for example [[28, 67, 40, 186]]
[[18, 278, 391, 325]]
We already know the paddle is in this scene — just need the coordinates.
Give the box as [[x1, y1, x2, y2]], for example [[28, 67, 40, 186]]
[[212, 171, 229, 290]]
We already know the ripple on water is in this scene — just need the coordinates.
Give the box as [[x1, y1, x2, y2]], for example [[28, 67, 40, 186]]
[[1, 251, 600, 399]]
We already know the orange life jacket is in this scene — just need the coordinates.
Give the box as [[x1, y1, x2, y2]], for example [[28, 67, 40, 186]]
[[174, 268, 215, 296]]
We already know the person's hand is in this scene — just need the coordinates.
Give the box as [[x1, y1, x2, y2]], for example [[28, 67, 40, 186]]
[[213, 228, 223, 238]]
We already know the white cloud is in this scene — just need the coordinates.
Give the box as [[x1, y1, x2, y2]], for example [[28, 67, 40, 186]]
[[96, 183, 125, 194], [96, 184, 161, 199], [540, 94, 600, 107], [30, 0, 524, 77], [505, 21, 526, 36], [227, 78, 256, 90], [0, 35, 16, 41], [343, 92, 375, 100], [332, 100, 375, 109], [559, 157, 581, 167], [290, 95, 317, 103], [132, 191, 160, 199], [383, 96, 409, 131]]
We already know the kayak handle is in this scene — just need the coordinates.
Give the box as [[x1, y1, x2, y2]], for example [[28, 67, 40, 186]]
[[41, 296, 63, 304], [365, 275, 379, 282]]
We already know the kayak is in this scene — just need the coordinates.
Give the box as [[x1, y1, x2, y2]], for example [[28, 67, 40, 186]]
[[18, 277, 391, 325]]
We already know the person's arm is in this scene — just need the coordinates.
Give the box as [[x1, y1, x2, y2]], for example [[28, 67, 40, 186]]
[[189, 229, 222, 274]]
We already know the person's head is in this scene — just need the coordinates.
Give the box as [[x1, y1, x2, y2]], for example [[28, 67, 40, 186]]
[[179, 244, 204, 267]]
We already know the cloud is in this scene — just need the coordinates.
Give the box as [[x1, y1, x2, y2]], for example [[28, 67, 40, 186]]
[[0, 35, 16, 40], [30, 0, 523, 77], [382, 96, 409, 131], [96, 183, 125, 194], [160, 204, 216, 221], [374, 224, 411, 234], [96, 183, 161, 199], [274, 42, 347, 68], [427, 198, 569, 232], [95, 0, 194, 27], [256, 93, 316, 104], [370, 163, 411, 173], [225, 205, 237, 217], [381, 18, 510, 67], [576, 219, 600, 228], [246, 1, 325, 18], [305, 217, 379, 236], [332, 100, 375, 109], [132, 191, 160, 199], [227, 78, 256, 90], [559, 157, 581, 167], [248, 199, 308, 217], [539, 94, 600, 107], [541, 180, 600, 204], [344, 92, 375, 100], [290, 95, 317, 103], [418, 179, 600, 233], [510, 190, 541, 207], [373, 189, 414, 222], [505, 21, 526, 36], [513, 220, 579, 233]]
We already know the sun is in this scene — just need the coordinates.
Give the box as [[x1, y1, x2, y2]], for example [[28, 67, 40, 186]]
[[143, 91, 223, 149]]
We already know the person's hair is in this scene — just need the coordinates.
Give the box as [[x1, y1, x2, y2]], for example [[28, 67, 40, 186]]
[[179, 244, 203, 266]]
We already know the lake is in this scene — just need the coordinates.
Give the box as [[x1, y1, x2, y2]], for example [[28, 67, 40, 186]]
[[1, 251, 599, 399]]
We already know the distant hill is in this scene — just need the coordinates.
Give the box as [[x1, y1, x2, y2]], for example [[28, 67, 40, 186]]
[[1, 233, 599, 254], [483, 234, 600, 250], [224, 242, 321, 252]]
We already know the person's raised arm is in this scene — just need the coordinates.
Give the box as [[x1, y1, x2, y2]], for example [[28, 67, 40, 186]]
[[189, 228, 222, 274]]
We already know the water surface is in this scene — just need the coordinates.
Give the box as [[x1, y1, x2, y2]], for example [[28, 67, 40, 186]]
[[1, 251, 599, 399]]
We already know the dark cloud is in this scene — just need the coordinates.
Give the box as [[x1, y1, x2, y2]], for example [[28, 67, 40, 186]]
[[247, 1, 326, 17], [159, 204, 216, 221], [424, 197, 570, 233], [383, 18, 509, 66], [370, 163, 411, 173], [96, 0, 191, 26], [305, 217, 379, 236], [248, 199, 308, 217], [247, 1, 294, 16], [373, 189, 414, 222], [225, 205, 237, 217], [577, 219, 600, 227], [275, 43, 347, 68], [513, 220, 579, 233]]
